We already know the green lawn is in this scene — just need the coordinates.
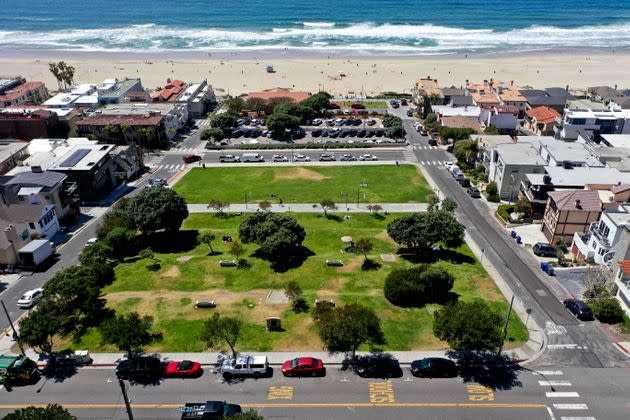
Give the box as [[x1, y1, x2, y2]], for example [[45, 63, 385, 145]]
[[173, 164, 432, 204], [69, 213, 527, 353]]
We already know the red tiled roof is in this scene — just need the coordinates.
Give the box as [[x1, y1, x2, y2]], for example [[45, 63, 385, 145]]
[[611, 183, 630, 193], [151, 80, 187, 102], [619, 260, 630, 277], [77, 114, 164, 126], [548, 189, 601, 212], [525, 106, 560, 125], [0, 81, 44, 102], [0, 109, 53, 120], [247, 87, 311, 102], [481, 104, 519, 114]]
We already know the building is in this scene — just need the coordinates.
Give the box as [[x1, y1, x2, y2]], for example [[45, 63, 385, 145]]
[[0, 81, 48, 108], [0, 77, 25, 95], [572, 203, 630, 265], [479, 105, 518, 133], [537, 138, 603, 168], [441, 116, 481, 133], [112, 144, 144, 181], [151, 80, 187, 102], [588, 86, 623, 103], [247, 87, 308, 103], [413, 77, 442, 102], [101, 102, 188, 139], [524, 106, 560, 136], [491, 80, 528, 115], [97, 78, 144, 106], [47, 142, 117, 200], [432, 105, 481, 122], [555, 105, 630, 141], [607, 96, 630, 110], [541, 189, 602, 245], [487, 141, 546, 202], [612, 259, 630, 315], [440, 87, 467, 104], [76, 113, 169, 149], [0, 140, 29, 174], [0, 109, 63, 140], [4, 106, 82, 137], [466, 81, 501, 107], [520, 88, 575, 113], [44, 84, 98, 110], [176, 80, 215, 117]]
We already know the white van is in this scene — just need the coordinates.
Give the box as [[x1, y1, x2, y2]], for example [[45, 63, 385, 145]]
[[241, 153, 264, 162]]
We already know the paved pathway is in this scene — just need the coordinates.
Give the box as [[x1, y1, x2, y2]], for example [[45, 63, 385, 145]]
[[188, 203, 428, 213]]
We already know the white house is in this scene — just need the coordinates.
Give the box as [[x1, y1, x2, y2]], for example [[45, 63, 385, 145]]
[[556, 104, 630, 141]]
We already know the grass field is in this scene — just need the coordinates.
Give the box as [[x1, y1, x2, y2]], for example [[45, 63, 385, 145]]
[[174, 164, 432, 204], [69, 213, 527, 353]]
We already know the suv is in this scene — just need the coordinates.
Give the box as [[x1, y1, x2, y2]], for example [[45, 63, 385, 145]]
[[294, 154, 311, 162], [180, 401, 242, 419], [115, 356, 163, 380], [183, 154, 202, 164], [458, 177, 471, 187], [467, 187, 481, 198], [219, 154, 240, 163], [221, 355, 269, 380], [563, 299, 594, 320], [533, 243, 557, 257]]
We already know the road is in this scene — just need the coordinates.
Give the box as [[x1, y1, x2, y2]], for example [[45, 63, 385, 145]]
[[2, 365, 624, 419]]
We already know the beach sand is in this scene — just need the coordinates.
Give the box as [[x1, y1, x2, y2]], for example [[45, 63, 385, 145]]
[[2, 51, 629, 96]]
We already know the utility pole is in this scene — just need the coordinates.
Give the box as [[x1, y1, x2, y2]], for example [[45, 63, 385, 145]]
[[1, 300, 24, 356], [118, 379, 134, 420], [497, 295, 515, 357]]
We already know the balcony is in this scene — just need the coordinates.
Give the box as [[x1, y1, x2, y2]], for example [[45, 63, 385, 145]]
[[589, 222, 611, 248]]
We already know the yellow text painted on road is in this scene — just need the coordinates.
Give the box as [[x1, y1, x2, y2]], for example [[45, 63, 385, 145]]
[[268, 385, 294, 400], [369, 380, 395, 403], [466, 384, 495, 401]]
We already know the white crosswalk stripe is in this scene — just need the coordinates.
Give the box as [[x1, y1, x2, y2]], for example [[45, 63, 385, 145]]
[[559, 417, 595, 420], [539, 381, 572, 386], [533, 371, 564, 376], [546, 392, 580, 398], [545, 321, 568, 335], [553, 404, 588, 410]]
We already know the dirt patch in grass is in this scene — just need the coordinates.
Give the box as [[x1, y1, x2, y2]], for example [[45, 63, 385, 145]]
[[241, 303, 290, 324], [321, 277, 349, 292], [472, 276, 502, 300], [273, 317, 323, 351], [274, 167, 329, 181], [162, 266, 181, 278], [375, 230, 397, 246], [337, 257, 363, 273]]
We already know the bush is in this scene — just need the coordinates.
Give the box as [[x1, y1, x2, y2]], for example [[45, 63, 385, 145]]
[[384, 265, 454, 307], [590, 298, 624, 324], [486, 182, 498, 195], [487, 194, 500, 203], [497, 204, 515, 222]]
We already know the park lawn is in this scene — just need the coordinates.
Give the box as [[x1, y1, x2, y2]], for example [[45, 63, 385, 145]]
[[69, 213, 527, 353], [173, 164, 432, 204]]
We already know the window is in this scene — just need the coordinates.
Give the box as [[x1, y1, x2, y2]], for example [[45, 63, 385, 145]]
[[29, 222, 35, 229], [569, 118, 586, 125], [599, 248, 606, 256]]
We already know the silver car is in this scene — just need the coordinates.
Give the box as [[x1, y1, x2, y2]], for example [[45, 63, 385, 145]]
[[294, 154, 311, 162], [273, 154, 288, 162]]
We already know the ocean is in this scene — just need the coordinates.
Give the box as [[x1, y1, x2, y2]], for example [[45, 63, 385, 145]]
[[2, 0, 630, 55]]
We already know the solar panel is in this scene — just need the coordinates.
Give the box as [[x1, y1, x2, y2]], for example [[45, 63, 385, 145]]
[[59, 149, 90, 167]]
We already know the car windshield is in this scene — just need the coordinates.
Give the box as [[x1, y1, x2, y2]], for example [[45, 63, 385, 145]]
[[177, 361, 193, 370], [19, 294, 30, 300], [291, 359, 299, 368]]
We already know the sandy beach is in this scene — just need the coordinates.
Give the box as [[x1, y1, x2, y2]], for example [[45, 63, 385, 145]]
[[2, 50, 630, 97]]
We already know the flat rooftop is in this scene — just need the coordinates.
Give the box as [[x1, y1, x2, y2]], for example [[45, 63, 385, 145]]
[[49, 143, 115, 171], [495, 142, 546, 165], [538, 138, 603, 167], [0, 141, 28, 163], [99, 79, 140, 100], [527, 166, 630, 187]]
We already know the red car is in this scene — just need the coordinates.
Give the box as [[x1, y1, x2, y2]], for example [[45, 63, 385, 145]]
[[281, 357, 325, 377], [326, 103, 341, 109], [164, 360, 202, 378], [351, 103, 366, 109], [183, 154, 202, 164]]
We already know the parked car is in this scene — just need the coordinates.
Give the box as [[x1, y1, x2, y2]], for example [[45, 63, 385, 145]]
[[533, 243, 557, 257], [273, 154, 288, 162], [352, 119, 362, 126], [366, 119, 377, 126], [340, 154, 358, 161], [410, 357, 458, 378], [326, 103, 341, 109], [17, 288, 44, 309], [351, 103, 366, 109], [312, 129, 322, 137], [281, 357, 325, 377], [294, 154, 311, 162], [406, 109, 414, 117], [165, 360, 202, 378], [148, 178, 167, 188], [219, 154, 240, 163], [467, 187, 481, 198], [446, 145, 454, 153], [312, 118, 323, 125], [400, 98, 408, 106], [319, 153, 336, 161], [563, 299, 594, 320], [458, 177, 471, 187], [355, 357, 403, 378], [241, 153, 264, 162], [180, 401, 242, 419], [391, 102, 400, 109], [85, 237, 98, 247], [221, 355, 269, 380], [53, 350, 92, 366], [359, 154, 378, 161], [428, 139, 438, 146], [357, 130, 367, 138], [183, 154, 202, 164], [115, 356, 162, 380]]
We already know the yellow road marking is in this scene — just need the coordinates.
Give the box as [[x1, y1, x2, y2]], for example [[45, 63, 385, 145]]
[[267, 385, 294, 400], [0, 403, 547, 409], [466, 384, 495, 401], [369, 380, 395, 403]]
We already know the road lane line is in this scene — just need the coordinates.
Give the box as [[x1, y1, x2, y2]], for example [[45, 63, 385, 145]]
[[547, 344, 579, 349], [559, 417, 596, 420], [553, 404, 588, 410], [545, 392, 580, 398], [547, 407, 557, 420], [538, 381, 572, 386], [533, 371, 564, 376], [0, 403, 548, 409]]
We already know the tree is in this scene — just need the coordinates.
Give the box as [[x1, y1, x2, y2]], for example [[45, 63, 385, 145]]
[[484, 124, 499, 134], [225, 97, 245, 113], [355, 238, 373, 260], [96, 210, 134, 240], [78, 241, 113, 266], [229, 240, 245, 260], [367, 204, 382, 214], [427, 193, 440, 212], [208, 199, 230, 215], [274, 103, 315, 121], [198, 232, 217, 253], [319, 199, 337, 218], [513, 198, 533, 218], [441, 197, 457, 213], [421, 94, 433, 117], [245, 97, 268, 115], [18, 300, 63, 358], [211, 111, 238, 135], [384, 265, 454, 307], [300, 91, 331, 113], [201, 127, 224, 143], [138, 248, 155, 260], [284, 280, 303, 300], [232, 410, 264, 420], [387, 125, 405, 140], [453, 139, 479, 169], [99, 312, 155, 359], [104, 227, 136, 260], [387, 211, 464, 251], [438, 127, 475, 143], [266, 113, 301, 134], [486, 182, 498, 196], [258, 200, 272, 211], [424, 113, 438, 131], [127, 187, 189, 235], [3, 404, 76, 420], [316, 303, 385, 357], [433, 300, 503, 351], [238, 212, 306, 259], [581, 267, 613, 300], [382, 114, 402, 128], [48, 61, 75, 91], [102, 124, 122, 143], [199, 313, 243, 360], [590, 298, 624, 324]]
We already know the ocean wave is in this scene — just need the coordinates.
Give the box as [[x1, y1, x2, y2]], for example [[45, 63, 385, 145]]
[[2, 22, 630, 54]]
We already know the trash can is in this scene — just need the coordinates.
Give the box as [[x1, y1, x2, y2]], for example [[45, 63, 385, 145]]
[[547, 266, 555, 276], [510, 230, 517, 238], [516, 235, 522, 244], [540, 262, 549, 272]]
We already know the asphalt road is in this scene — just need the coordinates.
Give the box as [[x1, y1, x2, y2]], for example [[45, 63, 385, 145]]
[[2, 365, 620, 420]]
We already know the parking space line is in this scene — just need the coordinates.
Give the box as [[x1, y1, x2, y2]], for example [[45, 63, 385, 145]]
[[533, 371, 564, 376], [538, 381, 572, 387]]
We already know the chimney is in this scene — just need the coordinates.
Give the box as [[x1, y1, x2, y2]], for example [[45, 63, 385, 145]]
[[510, 80, 514, 86], [31, 165, 43, 173], [566, 84, 569, 92], [575, 199, 582, 209]]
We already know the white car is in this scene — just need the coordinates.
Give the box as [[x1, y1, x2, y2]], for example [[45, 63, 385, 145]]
[[85, 237, 98, 247], [359, 154, 379, 161], [273, 154, 288, 162], [312, 119, 322, 125], [294, 154, 311, 162], [17, 288, 44, 309], [221, 355, 269, 380], [444, 161, 455, 169]]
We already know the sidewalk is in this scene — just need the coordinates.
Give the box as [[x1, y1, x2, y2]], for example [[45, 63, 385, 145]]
[[188, 203, 428, 213]]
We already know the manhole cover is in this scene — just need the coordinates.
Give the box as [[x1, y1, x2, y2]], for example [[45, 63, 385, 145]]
[[535, 289, 548, 296]]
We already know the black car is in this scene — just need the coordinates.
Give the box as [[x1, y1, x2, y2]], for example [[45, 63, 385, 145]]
[[446, 145, 454, 153], [458, 177, 471, 187], [339, 130, 348, 138], [312, 129, 322, 137], [231, 129, 243, 138], [365, 130, 375, 137], [563, 299, 594, 320], [357, 130, 367, 138], [321, 129, 329, 137], [329, 131, 339, 138], [410, 358, 458, 378], [355, 357, 403, 378], [352, 119, 362, 126], [115, 357, 163, 380], [406, 109, 413, 117], [428, 139, 437, 146], [533, 243, 557, 257], [375, 129, 385, 137], [400, 99, 408, 106], [348, 129, 358, 137]]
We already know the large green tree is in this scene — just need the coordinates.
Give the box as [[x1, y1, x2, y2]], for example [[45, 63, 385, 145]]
[[3, 404, 76, 420], [266, 113, 301, 134], [238, 212, 306, 258], [126, 187, 189, 235], [384, 265, 455, 307], [211, 111, 238, 135], [300, 91, 331, 113], [453, 139, 479, 170], [18, 300, 64, 358], [104, 227, 136, 260], [99, 312, 155, 359], [316, 303, 385, 357], [433, 300, 503, 351], [387, 211, 465, 251], [199, 313, 243, 360]]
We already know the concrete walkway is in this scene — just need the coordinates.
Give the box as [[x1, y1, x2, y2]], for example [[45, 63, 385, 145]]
[[188, 203, 428, 213]]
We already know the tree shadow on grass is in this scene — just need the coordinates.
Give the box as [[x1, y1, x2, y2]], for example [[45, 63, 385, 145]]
[[361, 258, 382, 271], [141, 230, 199, 253], [207, 251, 223, 256], [252, 246, 315, 273], [445, 350, 523, 391], [397, 248, 475, 265], [325, 214, 343, 223]]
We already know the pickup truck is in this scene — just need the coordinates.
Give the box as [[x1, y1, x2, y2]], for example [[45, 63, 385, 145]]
[[180, 400, 242, 419]]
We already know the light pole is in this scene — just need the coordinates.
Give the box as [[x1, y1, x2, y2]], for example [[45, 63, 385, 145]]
[[497, 295, 515, 357], [118, 379, 134, 420], [1, 300, 24, 356], [244, 192, 251, 209]]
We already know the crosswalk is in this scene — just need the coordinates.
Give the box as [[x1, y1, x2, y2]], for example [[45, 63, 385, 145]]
[[532, 370, 595, 420], [411, 145, 439, 150], [171, 147, 204, 153], [196, 119, 211, 128], [154, 163, 188, 172], [144, 153, 164, 168], [418, 160, 449, 166]]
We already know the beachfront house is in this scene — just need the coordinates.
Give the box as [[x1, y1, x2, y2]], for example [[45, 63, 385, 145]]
[[97, 78, 144, 106], [76, 113, 169, 149], [0, 80, 48, 108], [520, 87, 575, 113], [101, 102, 188, 139], [176, 80, 215, 117], [524, 106, 560, 136], [479, 105, 518, 133], [555, 104, 630, 141], [151, 79, 188, 102], [413, 77, 443, 103]]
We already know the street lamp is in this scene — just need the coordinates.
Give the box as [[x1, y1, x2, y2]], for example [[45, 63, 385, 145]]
[[357, 182, 368, 207], [244, 192, 251, 209]]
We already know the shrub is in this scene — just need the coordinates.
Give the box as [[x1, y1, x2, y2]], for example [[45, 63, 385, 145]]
[[486, 182, 498, 195], [590, 298, 624, 324], [384, 265, 454, 307], [497, 204, 515, 222], [487, 194, 500, 203]]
